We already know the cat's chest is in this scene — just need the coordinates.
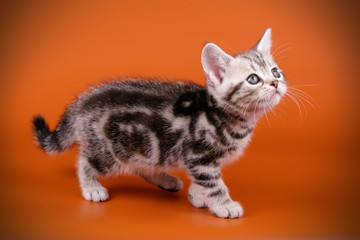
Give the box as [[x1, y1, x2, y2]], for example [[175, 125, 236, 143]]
[[220, 132, 253, 165]]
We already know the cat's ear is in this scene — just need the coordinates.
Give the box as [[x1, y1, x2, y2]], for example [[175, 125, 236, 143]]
[[255, 28, 272, 55], [201, 43, 233, 84]]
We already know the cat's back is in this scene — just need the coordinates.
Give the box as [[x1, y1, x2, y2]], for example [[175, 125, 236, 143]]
[[76, 79, 205, 112]]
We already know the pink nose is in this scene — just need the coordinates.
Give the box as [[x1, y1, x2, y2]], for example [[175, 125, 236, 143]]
[[270, 80, 279, 88]]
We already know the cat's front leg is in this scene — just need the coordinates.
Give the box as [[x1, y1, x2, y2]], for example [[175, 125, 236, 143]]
[[188, 166, 243, 218]]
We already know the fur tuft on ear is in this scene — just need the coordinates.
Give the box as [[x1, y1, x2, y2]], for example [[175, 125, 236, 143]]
[[201, 43, 233, 84], [255, 28, 272, 55]]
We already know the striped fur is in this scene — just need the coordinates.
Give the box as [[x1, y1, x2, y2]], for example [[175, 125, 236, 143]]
[[32, 28, 286, 218]]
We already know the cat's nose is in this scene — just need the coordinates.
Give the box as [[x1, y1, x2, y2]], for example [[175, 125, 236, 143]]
[[270, 80, 279, 88]]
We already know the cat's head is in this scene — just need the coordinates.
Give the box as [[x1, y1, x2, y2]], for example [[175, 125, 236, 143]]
[[201, 28, 287, 118]]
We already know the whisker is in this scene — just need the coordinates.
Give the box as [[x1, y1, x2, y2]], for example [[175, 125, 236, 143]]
[[272, 42, 293, 56], [266, 100, 280, 119], [253, 98, 261, 119], [287, 87, 315, 100], [244, 101, 252, 113], [289, 84, 321, 87], [229, 48, 240, 55], [287, 87, 320, 109], [287, 90, 316, 109], [239, 101, 252, 117], [261, 91, 279, 119], [263, 104, 272, 128], [273, 55, 287, 61], [284, 92, 304, 120], [273, 46, 293, 59], [287, 91, 307, 109]]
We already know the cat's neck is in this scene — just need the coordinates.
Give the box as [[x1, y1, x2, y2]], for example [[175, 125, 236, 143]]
[[207, 92, 261, 129]]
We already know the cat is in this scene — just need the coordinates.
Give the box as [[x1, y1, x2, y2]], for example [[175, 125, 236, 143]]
[[32, 28, 287, 219]]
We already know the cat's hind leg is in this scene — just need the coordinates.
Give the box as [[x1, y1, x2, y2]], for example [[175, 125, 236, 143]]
[[77, 152, 109, 202], [137, 171, 183, 192]]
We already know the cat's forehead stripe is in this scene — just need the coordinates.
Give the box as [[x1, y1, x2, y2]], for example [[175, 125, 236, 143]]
[[250, 63, 256, 71], [239, 52, 268, 69], [255, 53, 267, 68]]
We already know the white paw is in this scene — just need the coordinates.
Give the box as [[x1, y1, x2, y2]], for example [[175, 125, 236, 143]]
[[82, 186, 109, 202], [188, 183, 208, 208], [210, 201, 243, 218], [188, 193, 208, 208]]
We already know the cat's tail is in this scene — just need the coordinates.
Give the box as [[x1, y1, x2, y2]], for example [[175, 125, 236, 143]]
[[32, 112, 76, 155]]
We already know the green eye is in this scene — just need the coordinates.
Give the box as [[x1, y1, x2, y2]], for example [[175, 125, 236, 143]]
[[271, 68, 281, 78], [247, 74, 260, 85]]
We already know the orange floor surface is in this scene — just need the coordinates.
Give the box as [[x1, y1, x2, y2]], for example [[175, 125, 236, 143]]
[[1, 1, 360, 239]]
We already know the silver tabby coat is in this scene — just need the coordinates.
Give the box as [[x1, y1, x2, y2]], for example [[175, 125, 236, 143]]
[[33, 28, 287, 218]]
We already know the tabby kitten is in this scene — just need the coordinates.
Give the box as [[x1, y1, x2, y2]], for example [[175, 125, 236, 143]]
[[32, 28, 286, 218]]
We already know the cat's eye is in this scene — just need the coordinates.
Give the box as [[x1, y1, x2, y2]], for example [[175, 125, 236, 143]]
[[246, 74, 260, 85], [271, 68, 281, 78]]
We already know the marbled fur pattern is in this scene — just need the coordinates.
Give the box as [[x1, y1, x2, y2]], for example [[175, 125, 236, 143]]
[[32, 28, 287, 218]]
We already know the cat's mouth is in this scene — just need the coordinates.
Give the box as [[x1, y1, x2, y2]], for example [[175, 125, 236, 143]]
[[266, 90, 283, 107], [271, 88, 285, 99], [273, 91, 281, 98]]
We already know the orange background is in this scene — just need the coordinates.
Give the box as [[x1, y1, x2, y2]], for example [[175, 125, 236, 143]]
[[1, 0, 360, 239]]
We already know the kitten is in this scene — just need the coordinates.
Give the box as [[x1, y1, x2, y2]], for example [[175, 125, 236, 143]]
[[32, 28, 286, 218]]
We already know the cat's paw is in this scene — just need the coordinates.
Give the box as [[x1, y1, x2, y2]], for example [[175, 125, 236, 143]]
[[158, 175, 183, 192], [188, 193, 208, 208], [188, 183, 208, 208], [210, 201, 243, 218], [82, 186, 109, 202]]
